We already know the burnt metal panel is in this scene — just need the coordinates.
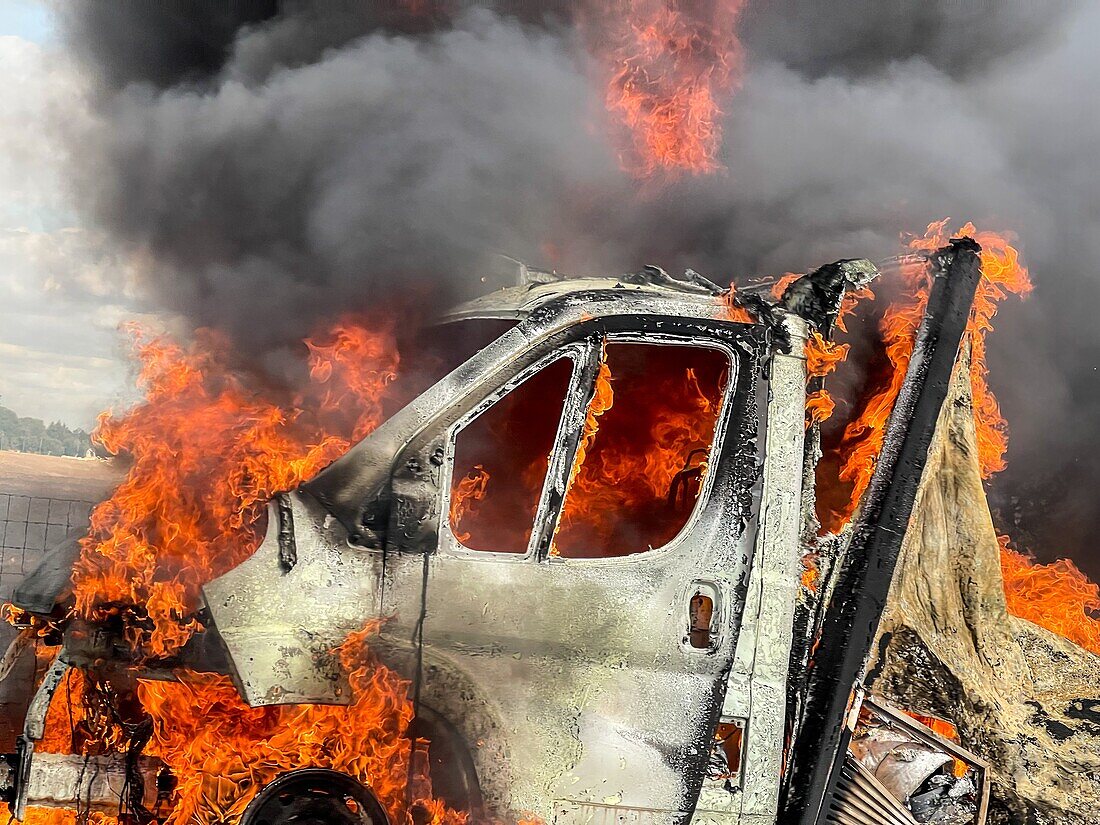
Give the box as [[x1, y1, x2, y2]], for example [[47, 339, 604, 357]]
[[701, 318, 808, 824], [376, 317, 767, 821], [782, 239, 983, 825]]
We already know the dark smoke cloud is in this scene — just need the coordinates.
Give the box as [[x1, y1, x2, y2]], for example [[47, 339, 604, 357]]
[[59, 0, 278, 90], [60, 3, 626, 351], [739, 0, 1073, 80], [58, 0, 1100, 576]]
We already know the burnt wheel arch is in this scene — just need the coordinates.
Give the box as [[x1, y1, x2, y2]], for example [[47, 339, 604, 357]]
[[409, 704, 484, 814]]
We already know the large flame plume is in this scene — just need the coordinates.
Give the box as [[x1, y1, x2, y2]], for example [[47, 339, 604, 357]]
[[22, 625, 463, 825], [999, 537, 1100, 655], [71, 321, 399, 659], [138, 623, 461, 825], [822, 220, 1032, 530], [10, 319, 479, 824], [812, 220, 1100, 655], [585, 0, 747, 178]]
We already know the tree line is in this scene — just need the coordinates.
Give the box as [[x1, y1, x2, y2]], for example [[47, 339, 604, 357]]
[[0, 405, 93, 457]]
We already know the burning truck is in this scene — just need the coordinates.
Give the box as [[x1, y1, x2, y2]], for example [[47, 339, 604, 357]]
[[0, 237, 1040, 825]]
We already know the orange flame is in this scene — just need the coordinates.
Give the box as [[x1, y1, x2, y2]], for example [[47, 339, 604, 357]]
[[827, 269, 926, 530], [722, 285, 756, 323], [823, 220, 1032, 531], [588, 0, 747, 178], [897, 712, 967, 777], [799, 306, 869, 585], [22, 623, 465, 825], [71, 321, 398, 659], [35, 665, 132, 757], [803, 280, 872, 433], [30, 318, 480, 824], [907, 713, 959, 743], [807, 221, 1100, 657], [0, 809, 113, 825], [553, 346, 726, 556], [578, 357, 616, 466], [908, 220, 1033, 478], [769, 273, 801, 301], [137, 623, 463, 825], [898, 226, 1100, 657], [805, 390, 835, 427], [450, 464, 490, 544], [999, 537, 1100, 656], [805, 332, 849, 380], [803, 331, 851, 427], [549, 355, 615, 557]]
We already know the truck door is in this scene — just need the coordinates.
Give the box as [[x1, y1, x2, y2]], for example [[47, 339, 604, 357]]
[[381, 317, 765, 824]]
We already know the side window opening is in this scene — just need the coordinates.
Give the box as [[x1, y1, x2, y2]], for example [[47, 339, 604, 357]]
[[448, 356, 573, 554], [552, 341, 730, 559], [708, 717, 746, 788]]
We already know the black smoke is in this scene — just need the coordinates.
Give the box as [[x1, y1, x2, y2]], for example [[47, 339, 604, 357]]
[[57, 0, 1100, 577]]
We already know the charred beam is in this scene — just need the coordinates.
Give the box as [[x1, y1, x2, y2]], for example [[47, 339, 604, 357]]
[[781, 238, 983, 825], [778, 258, 879, 338]]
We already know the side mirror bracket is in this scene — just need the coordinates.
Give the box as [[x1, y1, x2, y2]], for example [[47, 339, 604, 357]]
[[386, 434, 447, 556]]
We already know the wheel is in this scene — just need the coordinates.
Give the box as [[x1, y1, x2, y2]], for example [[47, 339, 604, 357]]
[[240, 769, 389, 825]]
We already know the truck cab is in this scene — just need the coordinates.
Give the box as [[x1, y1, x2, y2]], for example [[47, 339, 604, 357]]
[[3, 252, 990, 825], [201, 267, 808, 824]]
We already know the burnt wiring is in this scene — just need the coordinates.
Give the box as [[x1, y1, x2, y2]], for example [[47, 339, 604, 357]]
[[402, 550, 432, 825], [53, 673, 161, 824], [667, 448, 710, 512]]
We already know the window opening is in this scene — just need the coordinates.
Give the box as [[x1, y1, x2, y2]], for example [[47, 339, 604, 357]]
[[448, 357, 572, 553], [552, 342, 729, 558], [708, 718, 746, 784]]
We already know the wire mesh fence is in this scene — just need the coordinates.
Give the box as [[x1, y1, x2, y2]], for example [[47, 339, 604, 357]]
[[0, 495, 97, 742], [0, 494, 94, 604]]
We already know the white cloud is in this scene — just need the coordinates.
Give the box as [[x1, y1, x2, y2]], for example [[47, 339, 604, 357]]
[[0, 33, 87, 228], [0, 32, 147, 428]]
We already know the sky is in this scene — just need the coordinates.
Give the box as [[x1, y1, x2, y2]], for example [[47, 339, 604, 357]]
[[0, 0, 137, 428]]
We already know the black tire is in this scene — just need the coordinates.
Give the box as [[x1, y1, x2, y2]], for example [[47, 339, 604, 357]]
[[240, 769, 389, 825]]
